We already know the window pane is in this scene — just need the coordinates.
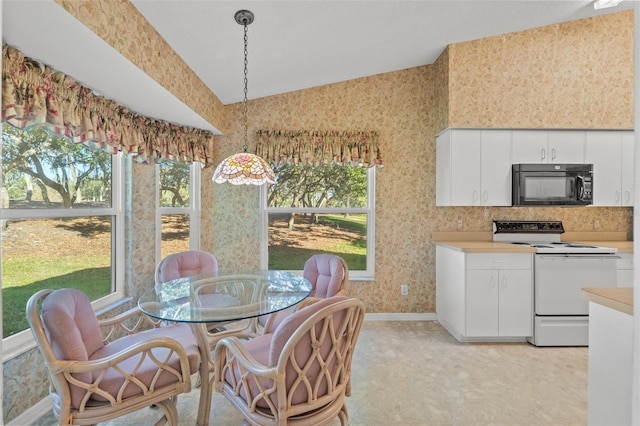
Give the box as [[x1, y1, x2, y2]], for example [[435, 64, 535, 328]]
[[161, 214, 190, 259], [159, 162, 190, 207], [1, 124, 112, 209], [268, 213, 367, 270], [267, 164, 367, 208], [2, 217, 112, 338]]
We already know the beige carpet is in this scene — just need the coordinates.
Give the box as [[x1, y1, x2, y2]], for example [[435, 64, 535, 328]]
[[34, 321, 587, 426]]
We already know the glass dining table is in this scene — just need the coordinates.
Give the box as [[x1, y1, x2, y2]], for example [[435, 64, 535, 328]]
[[138, 269, 312, 425]]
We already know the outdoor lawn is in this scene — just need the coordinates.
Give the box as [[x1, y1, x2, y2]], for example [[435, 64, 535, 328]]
[[2, 213, 365, 338]]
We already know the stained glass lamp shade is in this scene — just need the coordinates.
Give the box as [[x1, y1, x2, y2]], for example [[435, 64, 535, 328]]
[[212, 152, 276, 185]]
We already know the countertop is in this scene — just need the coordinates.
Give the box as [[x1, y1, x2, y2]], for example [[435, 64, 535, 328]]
[[582, 287, 633, 315], [432, 231, 633, 253]]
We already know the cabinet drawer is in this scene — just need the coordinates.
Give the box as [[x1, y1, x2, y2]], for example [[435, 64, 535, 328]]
[[466, 253, 532, 270], [617, 253, 633, 270]]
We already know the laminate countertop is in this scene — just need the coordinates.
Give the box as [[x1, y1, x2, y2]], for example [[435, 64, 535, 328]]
[[432, 231, 633, 253], [582, 287, 633, 316]]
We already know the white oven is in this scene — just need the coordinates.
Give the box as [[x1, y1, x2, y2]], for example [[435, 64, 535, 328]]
[[493, 220, 618, 347], [531, 254, 617, 346]]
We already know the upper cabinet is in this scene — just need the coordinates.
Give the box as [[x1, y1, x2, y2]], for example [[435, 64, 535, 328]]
[[512, 130, 585, 164], [436, 129, 511, 206], [585, 130, 635, 206], [436, 128, 633, 207]]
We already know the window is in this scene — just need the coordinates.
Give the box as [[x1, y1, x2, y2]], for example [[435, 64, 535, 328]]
[[262, 163, 375, 279], [1, 124, 124, 357], [156, 162, 200, 262]]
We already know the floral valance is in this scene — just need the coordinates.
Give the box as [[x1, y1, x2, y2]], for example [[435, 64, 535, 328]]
[[2, 44, 216, 166], [255, 130, 383, 168]]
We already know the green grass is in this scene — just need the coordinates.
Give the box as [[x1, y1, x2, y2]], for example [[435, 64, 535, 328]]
[[3, 256, 110, 338], [5, 213, 366, 336], [268, 214, 367, 270]]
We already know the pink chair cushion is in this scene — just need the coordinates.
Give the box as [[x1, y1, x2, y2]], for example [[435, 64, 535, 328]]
[[270, 296, 350, 405], [41, 289, 105, 408], [303, 255, 346, 298], [158, 250, 218, 283], [41, 289, 201, 409], [90, 323, 201, 402], [226, 297, 349, 409]]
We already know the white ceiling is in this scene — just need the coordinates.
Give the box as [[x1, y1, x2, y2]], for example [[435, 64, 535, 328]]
[[2, 0, 635, 133]]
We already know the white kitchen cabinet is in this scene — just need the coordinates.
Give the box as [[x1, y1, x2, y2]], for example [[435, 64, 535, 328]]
[[436, 246, 533, 341], [616, 252, 633, 287], [511, 130, 585, 164], [585, 130, 634, 206], [436, 129, 511, 206]]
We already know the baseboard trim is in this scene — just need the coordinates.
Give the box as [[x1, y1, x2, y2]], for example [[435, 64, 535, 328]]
[[364, 312, 437, 321], [9, 397, 51, 425]]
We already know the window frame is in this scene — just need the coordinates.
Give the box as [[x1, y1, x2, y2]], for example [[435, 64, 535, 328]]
[[260, 166, 376, 279], [155, 162, 201, 265], [1, 152, 125, 360]]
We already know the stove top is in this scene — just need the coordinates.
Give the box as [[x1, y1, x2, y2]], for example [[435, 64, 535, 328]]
[[493, 220, 617, 254], [509, 241, 617, 254]]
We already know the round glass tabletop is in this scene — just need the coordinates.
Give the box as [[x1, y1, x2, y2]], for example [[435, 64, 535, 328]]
[[138, 269, 312, 323]]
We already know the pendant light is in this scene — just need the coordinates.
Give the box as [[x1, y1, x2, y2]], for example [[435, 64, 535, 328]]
[[213, 10, 276, 185]]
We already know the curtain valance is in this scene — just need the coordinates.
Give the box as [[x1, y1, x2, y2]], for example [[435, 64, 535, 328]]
[[255, 130, 383, 168], [2, 44, 216, 166]]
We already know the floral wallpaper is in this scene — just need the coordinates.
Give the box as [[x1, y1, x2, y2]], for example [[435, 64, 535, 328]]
[[3, 4, 634, 423]]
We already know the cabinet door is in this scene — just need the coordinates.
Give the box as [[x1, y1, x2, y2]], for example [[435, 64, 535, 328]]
[[621, 131, 634, 206], [466, 270, 499, 336], [480, 130, 512, 206], [450, 130, 481, 206], [435, 131, 452, 206], [548, 130, 585, 163], [586, 131, 623, 206], [512, 130, 548, 163], [498, 269, 532, 337]]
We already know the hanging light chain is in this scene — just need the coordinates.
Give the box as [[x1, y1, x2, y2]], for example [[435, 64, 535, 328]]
[[242, 21, 249, 151]]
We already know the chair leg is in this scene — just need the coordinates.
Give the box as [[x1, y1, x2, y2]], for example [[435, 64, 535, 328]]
[[154, 399, 179, 426], [338, 404, 349, 426]]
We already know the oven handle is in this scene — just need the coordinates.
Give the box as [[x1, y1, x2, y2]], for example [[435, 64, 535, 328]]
[[537, 255, 621, 259]]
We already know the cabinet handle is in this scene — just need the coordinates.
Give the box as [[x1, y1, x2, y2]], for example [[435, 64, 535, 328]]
[[551, 148, 557, 160], [482, 190, 488, 204], [541, 148, 546, 161], [615, 191, 621, 202], [625, 190, 631, 202], [490, 276, 496, 289], [472, 190, 479, 204], [501, 276, 507, 288]]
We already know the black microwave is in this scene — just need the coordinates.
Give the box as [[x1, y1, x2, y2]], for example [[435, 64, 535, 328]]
[[512, 164, 593, 206]]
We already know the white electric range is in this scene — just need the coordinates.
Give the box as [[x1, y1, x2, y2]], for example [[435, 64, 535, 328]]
[[493, 220, 618, 346]]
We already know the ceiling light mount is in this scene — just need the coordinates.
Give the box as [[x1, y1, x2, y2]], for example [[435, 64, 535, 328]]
[[234, 9, 254, 26], [213, 9, 276, 186]]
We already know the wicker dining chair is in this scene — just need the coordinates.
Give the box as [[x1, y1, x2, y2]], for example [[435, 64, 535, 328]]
[[26, 288, 200, 426], [214, 296, 365, 426]]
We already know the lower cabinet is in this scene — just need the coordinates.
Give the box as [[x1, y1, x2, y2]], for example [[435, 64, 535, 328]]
[[436, 246, 533, 342]]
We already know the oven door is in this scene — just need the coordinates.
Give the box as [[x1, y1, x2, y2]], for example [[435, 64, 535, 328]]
[[534, 254, 617, 315]]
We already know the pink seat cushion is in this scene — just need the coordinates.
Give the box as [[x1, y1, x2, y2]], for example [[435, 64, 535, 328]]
[[158, 250, 218, 282], [303, 255, 346, 298], [270, 296, 349, 405], [225, 297, 349, 409], [90, 323, 201, 402], [41, 289, 200, 408], [41, 289, 106, 408]]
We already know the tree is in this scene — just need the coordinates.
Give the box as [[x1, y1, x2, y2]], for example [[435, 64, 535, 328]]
[[267, 163, 367, 229], [1, 124, 112, 208], [158, 162, 190, 207]]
